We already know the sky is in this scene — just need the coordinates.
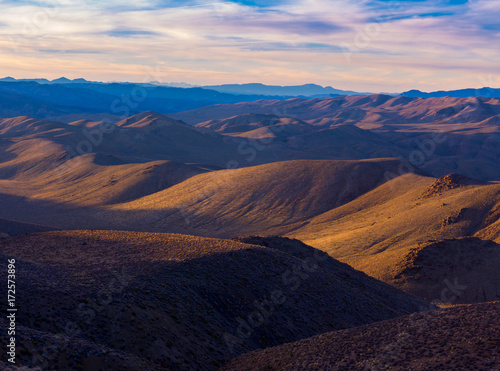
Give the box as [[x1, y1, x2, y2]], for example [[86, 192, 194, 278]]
[[0, 0, 499, 92]]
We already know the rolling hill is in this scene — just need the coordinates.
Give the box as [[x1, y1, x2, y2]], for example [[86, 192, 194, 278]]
[[105, 158, 413, 236], [170, 95, 500, 180], [288, 172, 500, 303], [1, 112, 499, 306], [194, 113, 403, 159], [196, 113, 313, 138], [0, 231, 428, 370]]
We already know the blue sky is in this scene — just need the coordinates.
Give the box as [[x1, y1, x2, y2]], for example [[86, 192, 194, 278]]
[[0, 0, 499, 91]]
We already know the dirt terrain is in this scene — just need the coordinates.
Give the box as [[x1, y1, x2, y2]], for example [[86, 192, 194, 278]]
[[223, 301, 500, 370], [0, 232, 428, 370], [1, 96, 499, 369]]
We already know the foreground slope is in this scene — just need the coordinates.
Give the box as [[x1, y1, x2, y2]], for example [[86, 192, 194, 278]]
[[223, 301, 500, 370], [0, 231, 428, 370], [393, 237, 500, 303], [0, 322, 162, 371]]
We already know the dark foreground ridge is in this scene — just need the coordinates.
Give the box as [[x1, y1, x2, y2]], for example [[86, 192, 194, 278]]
[[223, 301, 500, 370], [0, 231, 428, 370]]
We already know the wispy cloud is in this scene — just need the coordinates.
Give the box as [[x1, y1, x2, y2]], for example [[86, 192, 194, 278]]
[[0, 0, 498, 91], [106, 28, 163, 38]]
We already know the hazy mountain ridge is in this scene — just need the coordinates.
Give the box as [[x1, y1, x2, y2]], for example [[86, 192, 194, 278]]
[[201, 83, 366, 97], [170, 94, 500, 128], [402, 87, 500, 99], [0, 80, 296, 119]]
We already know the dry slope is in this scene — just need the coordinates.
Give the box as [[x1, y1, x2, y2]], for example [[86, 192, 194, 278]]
[[0, 231, 428, 370], [289, 172, 500, 303], [108, 158, 411, 236], [223, 301, 500, 370]]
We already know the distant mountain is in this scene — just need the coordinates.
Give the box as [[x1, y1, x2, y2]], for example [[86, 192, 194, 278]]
[[149, 81, 200, 88], [5, 77, 500, 99], [0, 80, 295, 119], [401, 87, 500, 98], [0, 81, 122, 113], [203, 83, 367, 97], [0, 89, 100, 118], [0, 77, 198, 87], [0, 76, 94, 84], [171, 93, 500, 127]]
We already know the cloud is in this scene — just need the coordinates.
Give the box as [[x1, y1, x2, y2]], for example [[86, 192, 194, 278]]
[[0, 0, 498, 92], [37, 48, 103, 54], [106, 28, 162, 38], [242, 41, 345, 52]]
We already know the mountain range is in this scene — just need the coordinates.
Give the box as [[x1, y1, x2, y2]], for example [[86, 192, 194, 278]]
[[0, 80, 293, 120], [202, 83, 366, 97], [2, 77, 500, 121]]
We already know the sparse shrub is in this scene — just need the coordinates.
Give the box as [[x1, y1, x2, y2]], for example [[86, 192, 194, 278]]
[[170, 313, 180, 323]]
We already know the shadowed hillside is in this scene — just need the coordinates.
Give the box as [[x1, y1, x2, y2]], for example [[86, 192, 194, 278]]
[[0, 218, 57, 237], [0, 231, 428, 370], [223, 301, 500, 370], [393, 237, 500, 303]]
